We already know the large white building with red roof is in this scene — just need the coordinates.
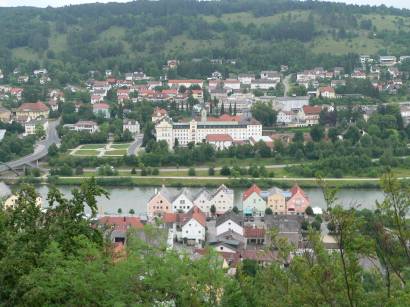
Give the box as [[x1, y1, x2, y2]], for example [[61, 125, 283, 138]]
[[16, 101, 49, 122], [155, 110, 262, 149]]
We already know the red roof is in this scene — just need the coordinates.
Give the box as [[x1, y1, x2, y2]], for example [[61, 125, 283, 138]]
[[10, 87, 23, 94], [163, 213, 177, 223], [98, 216, 143, 231], [17, 101, 48, 112], [207, 114, 242, 122], [93, 103, 110, 110], [290, 184, 306, 197], [191, 207, 206, 227], [206, 134, 233, 142], [243, 184, 262, 201], [244, 227, 266, 238], [303, 105, 322, 115], [162, 89, 178, 95], [319, 86, 335, 93]]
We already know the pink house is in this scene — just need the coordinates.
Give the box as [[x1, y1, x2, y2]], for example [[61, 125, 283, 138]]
[[147, 186, 174, 219], [286, 184, 309, 215]]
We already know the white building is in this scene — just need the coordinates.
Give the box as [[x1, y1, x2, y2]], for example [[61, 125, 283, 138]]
[[216, 212, 244, 237], [238, 74, 255, 85], [156, 110, 262, 149], [24, 119, 48, 136], [379, 56, 397, 66], [210, 184, 234, 215], [251, 79, 277, 90], [123, 120, 140, 134], [181, 211, 206, 244], [223, 79, 241, 91], [260, 70, 281, 82], [64, 121, 99, 133], [172, 188, 194, 213]]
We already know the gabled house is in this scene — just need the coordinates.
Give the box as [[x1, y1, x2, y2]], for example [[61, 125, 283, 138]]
[[216, 211, 244, 237], [317, 86, 336, 99], [302, 105, 322, 126], [242, 184, 266, 217], [210, 184, 234, 215], [193, 189, 212, 215], [172, 188, 194, 213], [287, 184, 309, 215], [266, 187, 287, 214], [147, 186, 174, 219], [165, 206, 206, 246]]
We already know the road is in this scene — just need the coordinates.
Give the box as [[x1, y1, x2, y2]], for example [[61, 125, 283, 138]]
[[0, 119, 60, 173], [127, 134, 143, 156], [283, 74, 293, 97]]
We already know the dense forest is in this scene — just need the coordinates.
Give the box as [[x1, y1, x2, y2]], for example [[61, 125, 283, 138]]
[[2, 0, 410, 84], [1, 176, 410, 305]]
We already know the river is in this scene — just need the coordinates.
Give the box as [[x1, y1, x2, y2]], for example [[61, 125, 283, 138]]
[[27, 185, 385, 216]]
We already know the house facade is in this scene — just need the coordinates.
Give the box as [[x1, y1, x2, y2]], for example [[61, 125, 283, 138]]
[[242, 184, 266, 217], [16, 101, 49, 121], [147, 186, 174, 219]]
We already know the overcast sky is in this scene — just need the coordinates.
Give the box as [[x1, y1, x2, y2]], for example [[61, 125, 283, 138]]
[[0, 0, 410, 9]]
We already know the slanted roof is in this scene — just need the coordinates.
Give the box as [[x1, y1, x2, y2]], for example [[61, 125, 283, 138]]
[[17, 101, 48, 112], [290, 184, 306, 198], [243, 184, 262, 201], [244, 227, 266, 238], [98, 216, 143, 231], [206, 134, 233, 142], [216, 211, 243, 227]]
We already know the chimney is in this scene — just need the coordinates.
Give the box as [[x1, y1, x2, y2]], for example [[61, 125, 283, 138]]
[[123, 217, 126, 222]]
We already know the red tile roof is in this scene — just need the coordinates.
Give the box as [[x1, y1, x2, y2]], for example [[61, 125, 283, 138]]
[[98, 216, 143, 231], [319, 86, 335, 93], [243, 184, 262, 201], [17, 101, 48, 112], [302, 105, 322, 115], [244, 227, 266, 238], [207, 114, 242, 122], [163, 213, 177, 223], [206, 134, 233, 142]]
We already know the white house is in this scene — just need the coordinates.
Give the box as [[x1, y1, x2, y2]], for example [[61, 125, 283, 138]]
[[223, 79, 241, 91], [251, 79, 277, 90], [210, 184, 234, 215], [24, 119, 48, 136], [206, 134, 233, 150], [123, 120, 140, 135], [64, 121, 99, 133], [181, 208, 206, 244], [193, 189, 212, 214], [172, 188, 194, 212], [216, 211, 244, 236], [379, 56, 397, 66]]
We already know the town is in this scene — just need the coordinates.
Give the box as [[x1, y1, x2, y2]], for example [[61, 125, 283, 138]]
[[1, 0, 410, 305]]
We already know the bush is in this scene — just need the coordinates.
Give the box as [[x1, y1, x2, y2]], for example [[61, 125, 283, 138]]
[[232, 206, 239, 214], [131, 168, 137, 175], [152, 168, 159, 175], [305, 206, 314, 216], [188, 167, 196, 176], [208, 167, 215, 176], [31, 168, 41, 177], [75, 166, 84, 175], [220, 166, 231, 176], [265, 207, 273, 215]]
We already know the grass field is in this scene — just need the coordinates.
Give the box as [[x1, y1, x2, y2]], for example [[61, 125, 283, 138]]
[[111, 144, 131, 149], [105, 149, 127, 156], [72, 150, 99, 156], [80, 144, 105, 150]]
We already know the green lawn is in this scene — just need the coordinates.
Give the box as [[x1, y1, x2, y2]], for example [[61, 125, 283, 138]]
[[104, 149, 127, 156], [80, 144, 105, 150], [111, 144, 131, 149], [72, 150, 99, 156]]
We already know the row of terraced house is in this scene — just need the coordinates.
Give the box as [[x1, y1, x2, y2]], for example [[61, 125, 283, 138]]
[[147, 183, 310, 220]]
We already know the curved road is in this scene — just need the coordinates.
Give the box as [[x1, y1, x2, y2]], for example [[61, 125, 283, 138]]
[[0, 119, 60, 173]]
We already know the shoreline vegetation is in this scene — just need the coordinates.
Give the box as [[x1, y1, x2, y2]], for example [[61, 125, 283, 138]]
[[5, 175, 401, 189]]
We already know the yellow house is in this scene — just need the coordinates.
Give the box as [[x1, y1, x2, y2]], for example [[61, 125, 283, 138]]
[[266, 187, 287, 214], [16, 101, 49, 121]]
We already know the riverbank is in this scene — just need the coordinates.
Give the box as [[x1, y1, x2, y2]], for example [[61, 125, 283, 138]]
[[4, 175, 391, 189]]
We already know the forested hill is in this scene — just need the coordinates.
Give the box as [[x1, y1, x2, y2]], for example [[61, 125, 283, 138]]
[[1, 0, 410, 83]]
